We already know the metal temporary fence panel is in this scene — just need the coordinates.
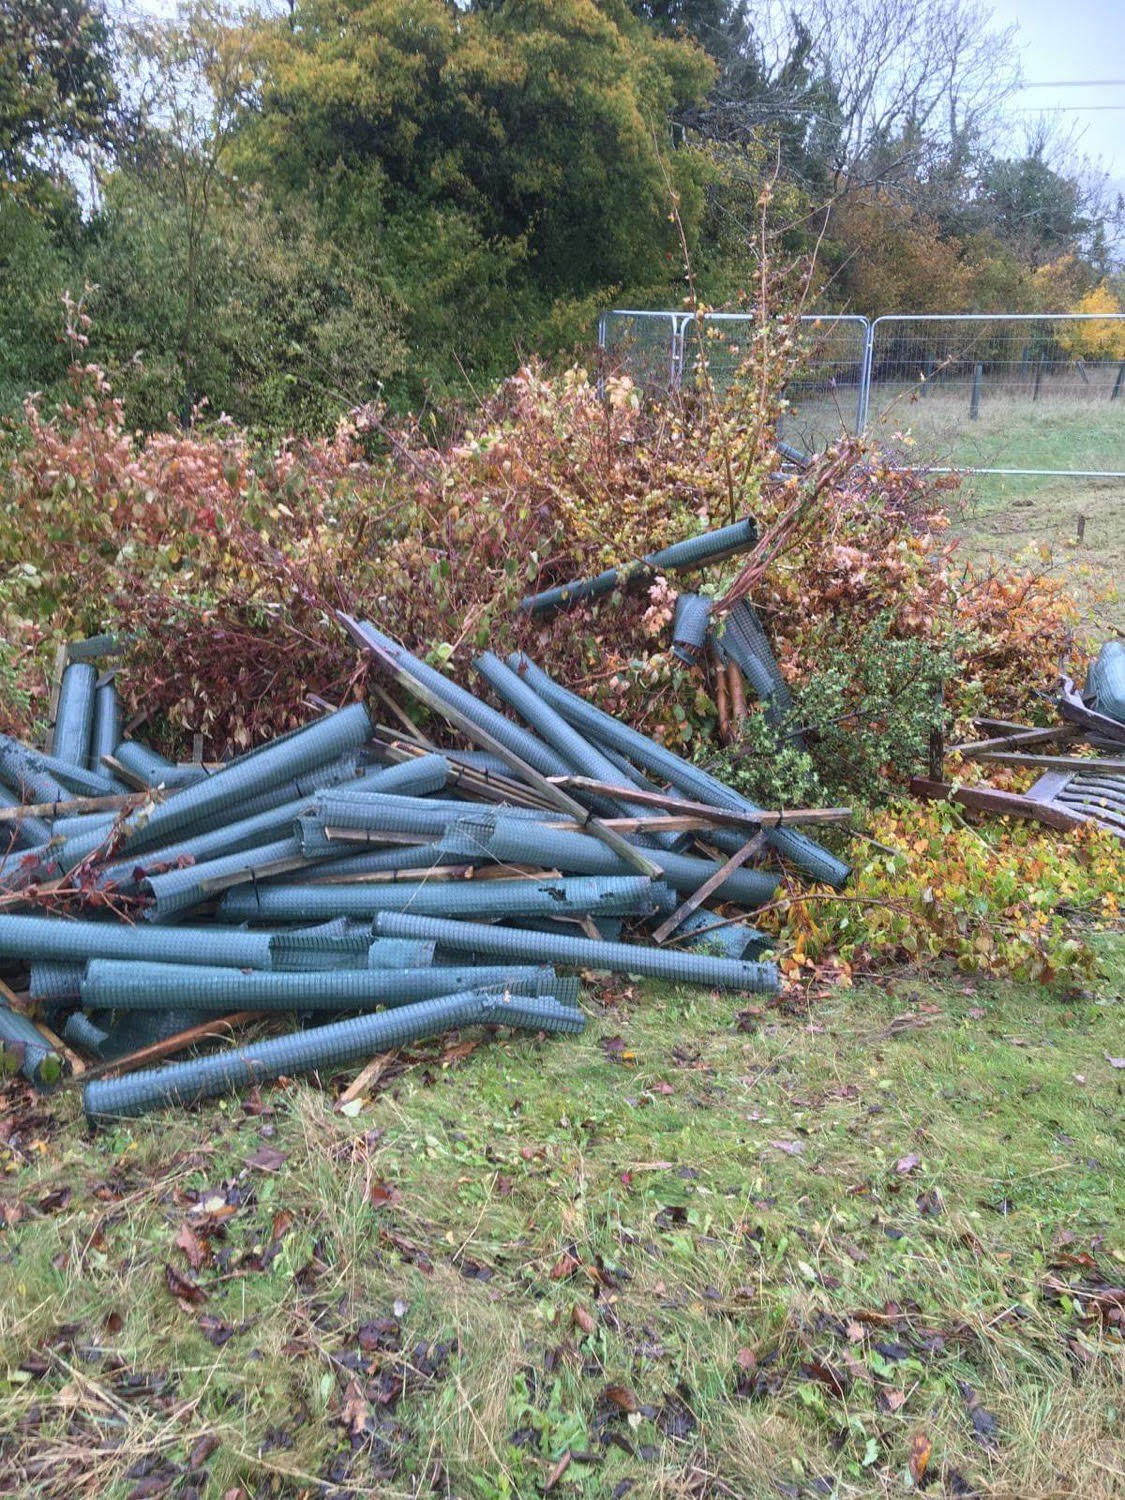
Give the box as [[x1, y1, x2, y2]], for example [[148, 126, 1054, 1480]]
[[598, 310, 681, 393], [863, 314, 1125, 478], [680, 314, 870, 448]]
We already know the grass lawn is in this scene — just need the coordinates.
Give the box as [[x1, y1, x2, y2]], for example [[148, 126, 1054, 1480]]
[[780, 388, 1124, 637], [2, 939, 1122, 1499]]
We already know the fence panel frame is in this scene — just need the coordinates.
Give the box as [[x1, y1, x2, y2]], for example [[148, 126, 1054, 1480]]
[[601, 306, 1125, 479], [862, 312, 1125, 477]]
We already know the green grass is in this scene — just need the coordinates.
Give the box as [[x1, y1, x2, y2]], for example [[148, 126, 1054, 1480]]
[[780, 387, 1125, 637], [2, 944, 1123, 1499]]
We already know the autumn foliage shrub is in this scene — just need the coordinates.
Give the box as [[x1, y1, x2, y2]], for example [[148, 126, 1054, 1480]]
[[1, 356, 1080, 763]]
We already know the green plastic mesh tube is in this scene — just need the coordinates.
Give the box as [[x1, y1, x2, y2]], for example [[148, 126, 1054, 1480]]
[[99, 704, 373, 856], [519, 518, 758, 615], [509, 653, 849, 890], [81, 958, 561, 1012], [216, 874, 674, 924], [372, 910, 779, 992], [482, 818, 778, 908], [83, 989, 582, 1119], [0, 783, 53, 847], [52, 662, 98, 769], [0, 913, 277, 968], [0, 1000, 64, 1087]]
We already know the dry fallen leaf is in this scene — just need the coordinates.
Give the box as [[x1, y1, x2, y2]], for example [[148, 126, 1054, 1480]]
[[368, 1178, 403, 1208], [339, 1377, 369, 1437], [895, 1153, 921, 1174], [1105, 1054, 1125, 1069], [735, 1347, 757, 1371], [770, 1139, 804, 1156], [572, 1303, 596, 1336], [164, 1263, 207, 1309], [175, 1222, 207, 1271], [909, 1431, 933, 1484], [603, 1383, 638, 1413]]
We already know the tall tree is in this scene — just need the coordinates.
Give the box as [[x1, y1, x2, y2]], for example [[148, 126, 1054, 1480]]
[[0, 0, 118, 194]]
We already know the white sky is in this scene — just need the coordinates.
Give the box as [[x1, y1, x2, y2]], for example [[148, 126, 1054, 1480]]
[[988, 0, 1125, 203]]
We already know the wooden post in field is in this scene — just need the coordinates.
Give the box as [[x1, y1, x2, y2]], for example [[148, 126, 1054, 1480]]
[[1112, 360, 1125, 402], [1033, 355, 1045, 402], [969, 362, 982, 421]]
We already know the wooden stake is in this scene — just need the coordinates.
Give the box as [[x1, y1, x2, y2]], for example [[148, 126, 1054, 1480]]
[[68, 1011, 266, 1085], [0, 790, 154, 824], [650, 831, 768, 944], [335, 1052, 399, 1110]]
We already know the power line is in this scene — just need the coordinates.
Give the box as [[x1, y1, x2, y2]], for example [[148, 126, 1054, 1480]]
[[1020, 79, 1125, 89]]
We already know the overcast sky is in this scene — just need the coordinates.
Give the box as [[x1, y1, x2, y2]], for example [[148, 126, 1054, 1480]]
[[988, 0, 1125, 202]]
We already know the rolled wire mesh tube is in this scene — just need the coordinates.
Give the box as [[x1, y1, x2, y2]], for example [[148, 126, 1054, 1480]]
[[674, 907, 767, 960], [98, 757, 362, 872], [112, 741, 207, 787], [473, 652, 677, 841], [483, 818, 778, 907], [348, 755, 451, 797], [0, 783, 53, 847], [519, 517, 758, 615], [298, 842, 458, 882], [216, 874, 674, 925], [372, 910, 779, 992], [52, 662, 97, 769], [81, 958, 564, 1012], [271, 920, 377, 970], [0, 734, 80, 804], [713, 600, 794, 714], [64, 1010, 109, 1055], [508, 653, 849, 890], [141, 833, 347, 919], [368, 938, 436, 969], [345, 621, 571, 779], [99, 703, 373, 856], [0, 913, 277, 968], [0, 1001, 64, 1086], [91, 681, 122, 773], [83, 988, 579, 1119], [29, 960, 85, 1002], [672, 594, 713, 664], [98, 791, 327, 889]]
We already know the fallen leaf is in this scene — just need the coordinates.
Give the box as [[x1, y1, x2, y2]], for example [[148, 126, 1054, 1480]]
[[1105, 1054, 1125, 1069], [270, 1208, 294, 1242], [550, 1253, 579, 1280], [339, 1377, 369, 1437], [882, 1389, 907, 1412], [603, 1384, 638, 1413], [909, 1431, 932, 1484], [572, 1303, 596, 1336], [244, 1144, 285, 1173], [770, 1139, 804, 1156], [368, 1178, 403, 1208], [735, 1347, 756, 1371], [164, 1263, 207, 1309], [189, 1433, 220, 1469], [175, 1222, 207, 1271], [895, 1153, 921, 1174]]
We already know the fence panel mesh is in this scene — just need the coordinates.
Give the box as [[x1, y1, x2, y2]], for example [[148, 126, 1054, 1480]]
[[680, 314, 869, 455], [600, 308, 1125, 477], [866, 315, 1125, 476], [599, 311, 681, 393]]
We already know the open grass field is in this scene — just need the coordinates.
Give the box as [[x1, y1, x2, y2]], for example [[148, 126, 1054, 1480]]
[[780, 387, 1125, 638], [2, 937, 1123, 1500]]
